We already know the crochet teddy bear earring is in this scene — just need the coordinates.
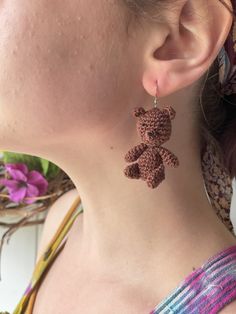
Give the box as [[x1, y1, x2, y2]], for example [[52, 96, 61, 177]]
[[123, 80, 180, 189]]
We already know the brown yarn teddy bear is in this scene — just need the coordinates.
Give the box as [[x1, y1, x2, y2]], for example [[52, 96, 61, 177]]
[[124, 106, 179, 189]]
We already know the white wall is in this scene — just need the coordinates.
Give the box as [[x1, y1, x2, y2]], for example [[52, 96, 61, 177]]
[[0, 182, 236, 313], [231, 180, 236, 226]]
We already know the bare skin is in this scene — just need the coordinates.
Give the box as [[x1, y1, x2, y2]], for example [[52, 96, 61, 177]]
[[0, 0, 236, 312]]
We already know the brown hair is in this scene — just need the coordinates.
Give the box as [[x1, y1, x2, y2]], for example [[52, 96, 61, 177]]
[[123, 0, 236, 179]]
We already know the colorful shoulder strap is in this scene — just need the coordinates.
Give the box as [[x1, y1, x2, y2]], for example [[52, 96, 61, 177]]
[[13, 194, 83, 314]]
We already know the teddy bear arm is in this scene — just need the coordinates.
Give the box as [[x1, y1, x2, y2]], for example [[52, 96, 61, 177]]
[[125, 143, 148, 162], [158, 147, 179, 168]]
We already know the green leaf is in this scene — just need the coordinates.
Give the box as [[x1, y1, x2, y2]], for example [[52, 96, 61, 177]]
[[39, 158, 60, 180], [40, 158, 50, 176], [46, 162, 60, 180]]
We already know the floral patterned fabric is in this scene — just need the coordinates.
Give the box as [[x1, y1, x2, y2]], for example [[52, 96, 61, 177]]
[[218, 0, 236, 95]]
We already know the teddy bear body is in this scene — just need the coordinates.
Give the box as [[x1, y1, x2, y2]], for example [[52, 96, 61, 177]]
[[124, 106, 179, 189]]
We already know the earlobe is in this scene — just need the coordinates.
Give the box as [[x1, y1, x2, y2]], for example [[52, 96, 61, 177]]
[[142, 0, 233, 98]]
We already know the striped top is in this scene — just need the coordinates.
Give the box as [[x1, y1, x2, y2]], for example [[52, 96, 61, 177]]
[[10, 195, 236, 314]]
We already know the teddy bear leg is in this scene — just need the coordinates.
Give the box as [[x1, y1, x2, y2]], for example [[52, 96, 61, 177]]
[[124, 163, 141, 179], [146, 164, 165, 189]]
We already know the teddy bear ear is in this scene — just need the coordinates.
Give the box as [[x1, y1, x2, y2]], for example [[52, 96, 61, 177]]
[[133, 107, 146, 118], [163, 106, 176, 120]]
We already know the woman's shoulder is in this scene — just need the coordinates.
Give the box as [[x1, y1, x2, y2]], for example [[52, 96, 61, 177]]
[[36, 188, 80, 263]]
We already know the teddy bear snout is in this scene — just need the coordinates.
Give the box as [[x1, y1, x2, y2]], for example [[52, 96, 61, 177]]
[[145, 130, 158, 140]]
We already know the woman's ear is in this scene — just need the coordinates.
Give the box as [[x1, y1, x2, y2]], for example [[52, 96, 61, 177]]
[[142, 0, 233, 98]]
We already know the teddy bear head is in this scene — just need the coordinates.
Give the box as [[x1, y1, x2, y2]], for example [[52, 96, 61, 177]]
[[133, 106, 176, 146]]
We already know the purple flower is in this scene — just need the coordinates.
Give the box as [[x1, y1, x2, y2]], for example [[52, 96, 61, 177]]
[[0, 163, 48, 204]]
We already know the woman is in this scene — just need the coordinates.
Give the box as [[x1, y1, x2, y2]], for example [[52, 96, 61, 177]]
[[1, 0, 236, 313]]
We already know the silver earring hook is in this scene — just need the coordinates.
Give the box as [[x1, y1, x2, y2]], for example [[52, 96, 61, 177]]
[[154, 80, 159, 108]]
